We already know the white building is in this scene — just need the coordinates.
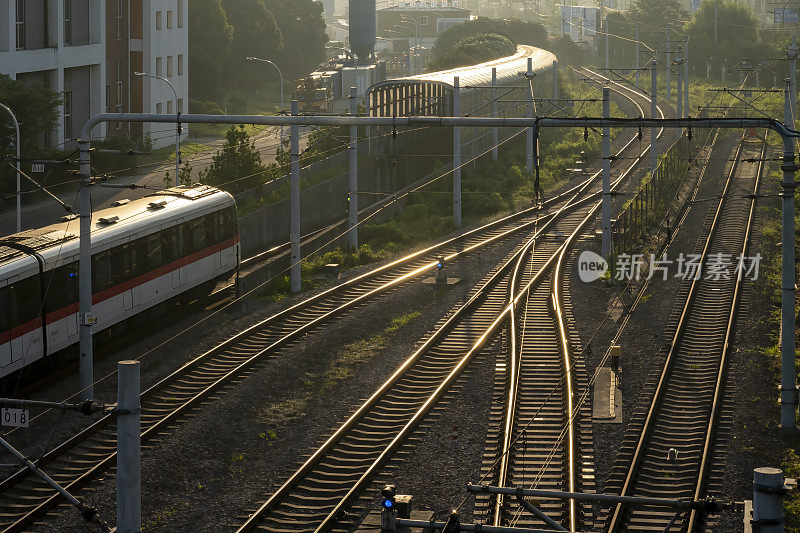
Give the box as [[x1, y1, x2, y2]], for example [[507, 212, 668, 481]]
[[133, 0, 188, 148], [0, 0, 188, 150], [0, 0, 107, 147], [560, 5, 600, 51]]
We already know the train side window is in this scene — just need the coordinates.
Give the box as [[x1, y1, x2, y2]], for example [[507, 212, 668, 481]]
[[205, 213, 218, 244], [92, 250, 112, 293], [0, 286, 9, 332], [180, 221, 194, 256], [145, 233, 162, 270], [191, 217, 206, 251], [220, 207, 235, 240], [109, 245, 126, 287], [161, 226, 179, 264], [9, 276, 41, 329]]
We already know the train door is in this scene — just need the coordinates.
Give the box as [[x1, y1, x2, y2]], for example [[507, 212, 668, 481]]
[[0, 281, 11, 368], [172, 221, 188, 289], [122, 237, 141, 311], [8, 275, 43, 366]]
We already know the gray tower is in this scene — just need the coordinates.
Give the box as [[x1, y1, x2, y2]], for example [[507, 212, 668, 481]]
[[349, 0, 376, 63]]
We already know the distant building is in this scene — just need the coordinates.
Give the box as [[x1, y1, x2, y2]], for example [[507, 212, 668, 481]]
[[560, 5, 600, 51], [377, 3, 471, 50], [0, 1, 187, 149]]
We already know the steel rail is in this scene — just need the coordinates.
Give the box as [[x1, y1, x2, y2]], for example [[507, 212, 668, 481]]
[[490, 66, 655, 529], [606, 133, 760, 532], [685, 135, 766, 531]]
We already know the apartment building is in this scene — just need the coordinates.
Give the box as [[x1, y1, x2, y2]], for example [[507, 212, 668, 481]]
[[0, 0, 107, 147], [0, 0, 187, 150]]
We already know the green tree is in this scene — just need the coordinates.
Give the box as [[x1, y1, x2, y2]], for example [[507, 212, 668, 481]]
[[189, 0, 234, 100], [685, 0, 769, 72], [264, 0, 328, 79], [428, 33, 516, 71], [223, 0, 284, 86], [431, 17, 548, 59], [0, 75, 61, 198], [628, 0, 688, 50], [198, 126, 270, 193]]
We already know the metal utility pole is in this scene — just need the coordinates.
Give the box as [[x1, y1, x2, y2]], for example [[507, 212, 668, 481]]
[[245, 57, 285, 144], [605, 19, 610, 71], [722, 59, 727, 84], [348, 87, 358, 249], [684, 39, 689, 118], [526, 58, 534, 176], [635, 24, 640, 88], [78, 140, 94, 401], [117, 360, 141, 533], [491, 67, 499, 161], [781, 79, 797, 431], [666, 29, 673, 102], [135, 72, 180, 186], [553, 60, 559, 101], [290, 100, 301, 293], [752, 468, 787, 532], [602, 87, 611, 258], [0, 103, 21, 232], [453, 76, 462, 228], [676, 46, 683, 118], [650, 60, 658, 175], [790, 36, 798, 123], [714, 0, 718, 45]]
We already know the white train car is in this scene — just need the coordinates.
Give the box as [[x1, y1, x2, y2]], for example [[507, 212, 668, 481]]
[[0, 185, 239, 380]]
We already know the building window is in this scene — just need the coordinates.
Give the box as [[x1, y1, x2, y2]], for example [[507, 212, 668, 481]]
[[156, 102, 162, 114], [156, 56, 163, 77], [167, 100, 173, 114], [167, 56, 173, 77], [177, 0, 183, 28], [64, 91, 73, 140], [167, 10, 173, 29], [15, 0, 25, 50], [156, 10, 162, 30], [116, 0, 123, 39], [177, 98, 183, 114], [116, 60, 123, 112], [420, 15, 429, 25], [64, 0, 72, 45], [177, 54, 183, 75]]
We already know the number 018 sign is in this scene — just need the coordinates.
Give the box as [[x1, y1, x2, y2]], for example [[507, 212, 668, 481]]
[[2, 408, 29, 428]]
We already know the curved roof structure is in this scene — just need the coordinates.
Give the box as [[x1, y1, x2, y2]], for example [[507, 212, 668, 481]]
[[399, 44, 556, 87], [366, 45, 556, 117]]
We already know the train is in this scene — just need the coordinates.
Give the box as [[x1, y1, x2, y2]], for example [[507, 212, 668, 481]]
[[0, 184, 239, 381]]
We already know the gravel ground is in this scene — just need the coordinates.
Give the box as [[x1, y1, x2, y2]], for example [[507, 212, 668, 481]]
[[30, 228, 525, 532], [569, 130, 788, 532]]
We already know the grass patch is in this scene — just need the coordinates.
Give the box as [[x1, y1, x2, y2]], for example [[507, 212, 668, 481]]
[[256, 311, 422, 436]]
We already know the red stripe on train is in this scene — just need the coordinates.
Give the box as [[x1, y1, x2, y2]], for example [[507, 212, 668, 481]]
[[2, 238, 238, 342]]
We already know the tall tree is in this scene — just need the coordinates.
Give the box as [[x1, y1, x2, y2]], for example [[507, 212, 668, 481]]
[[685, 0, 769, 71], [628, 0, 688, 50], [264, 0, 328, 79], [222, 0, 284, 86], [189, 0, 234, 100], [431, 17, 548, 59], [0, 75, 61, 197], [198, 126, 270, 193]]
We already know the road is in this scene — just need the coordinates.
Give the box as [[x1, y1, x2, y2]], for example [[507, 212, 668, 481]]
[[0, 125, 308, 238]]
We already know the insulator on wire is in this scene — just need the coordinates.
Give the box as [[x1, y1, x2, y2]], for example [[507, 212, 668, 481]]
[[638, 126, 643, 141], [584, 126, 589, 141]]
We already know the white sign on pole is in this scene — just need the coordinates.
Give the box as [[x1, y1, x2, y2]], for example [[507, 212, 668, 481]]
[[31, 163, 45, 173], [1, 408, 29, 428]]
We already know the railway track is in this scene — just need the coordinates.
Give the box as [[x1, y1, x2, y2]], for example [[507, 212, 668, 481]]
[[474, 67, 665, 532], [235, 71, 663, 533], [605, 133, 766, 532], [0, 70, 655, 532]]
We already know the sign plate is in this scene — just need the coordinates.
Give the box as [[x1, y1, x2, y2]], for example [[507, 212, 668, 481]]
[[31, 163, 45, 173], [2, 408, 29, 428]]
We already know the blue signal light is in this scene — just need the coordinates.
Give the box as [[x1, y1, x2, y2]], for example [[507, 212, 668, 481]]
[[382, 499, 393, 509]]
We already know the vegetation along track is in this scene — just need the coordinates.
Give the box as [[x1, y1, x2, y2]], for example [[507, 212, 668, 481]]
[[0, 68, 655, 532], [235, 74, 663, 533], [474, 66, 663, 532], [605, 133, 766, 532]]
